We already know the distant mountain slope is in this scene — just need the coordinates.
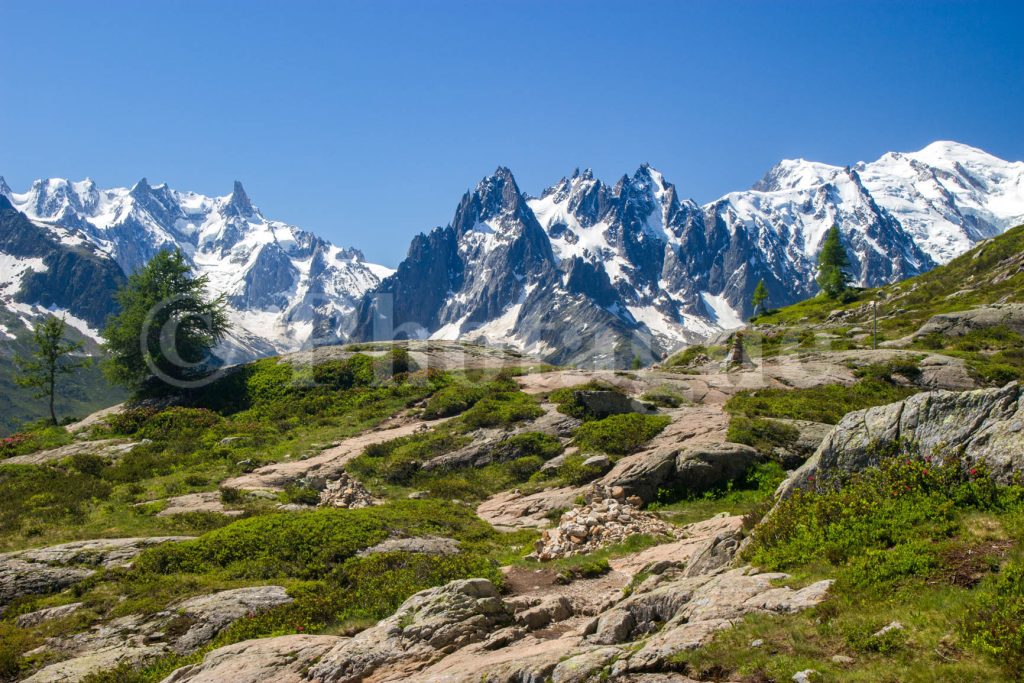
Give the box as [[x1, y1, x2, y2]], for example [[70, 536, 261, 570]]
[[754, 222, 1024, 337]]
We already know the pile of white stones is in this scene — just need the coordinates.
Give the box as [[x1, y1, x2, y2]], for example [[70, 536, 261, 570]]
[[529, 484, 678, 561], [318, 472, 374, 509]]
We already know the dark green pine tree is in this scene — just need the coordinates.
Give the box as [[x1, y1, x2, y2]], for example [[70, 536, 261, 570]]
[[816, 226, 851, 298], [15, 315, 91, 425], [751, 279, 769, 317], [102, 249, 230, 393]]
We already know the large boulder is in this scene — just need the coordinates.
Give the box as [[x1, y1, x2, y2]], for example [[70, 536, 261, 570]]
[[580, 566, 831, 673], [306, 578, 512, 682], [913, 304, 1024, 339], [597, 447, 677, 502], [673, 443, 762, 493], [779, 382, 1024, 497], [573, 390, 657, 419], [599, 442, 761, 503]]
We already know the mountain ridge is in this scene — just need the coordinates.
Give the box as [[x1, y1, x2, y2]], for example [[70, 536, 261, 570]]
[[2, 141, 1023, 370]]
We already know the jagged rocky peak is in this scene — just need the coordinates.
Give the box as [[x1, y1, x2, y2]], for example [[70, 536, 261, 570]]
[[129, 176, 151, 195], [0, 175, 11, 198], [223, 180, 256, 217], [452, 166, 534, 236], [335, 246, 366, 262]]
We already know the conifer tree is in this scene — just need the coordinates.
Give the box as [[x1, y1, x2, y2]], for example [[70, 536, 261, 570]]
[[15, 315, 90, 424], [102, 249, 229, 392], [751, 279, 769, 317], [817, 226, 851, 298]]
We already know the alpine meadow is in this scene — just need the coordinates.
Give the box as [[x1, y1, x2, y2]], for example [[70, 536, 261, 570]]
[[2, 3, 1023, 683]]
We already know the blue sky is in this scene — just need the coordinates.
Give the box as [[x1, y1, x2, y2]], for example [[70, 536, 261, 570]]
[[1, 0, 1021, 266]]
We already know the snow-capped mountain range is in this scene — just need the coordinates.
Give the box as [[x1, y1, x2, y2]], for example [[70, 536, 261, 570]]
[[0, 178, 392, 358], [354, 141, 1024, 365], [2, 141, 1023, 366]]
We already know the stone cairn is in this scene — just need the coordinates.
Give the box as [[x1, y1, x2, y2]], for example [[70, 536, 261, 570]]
[[720, 331, 754, 370], [318, 472, 374, 509], [529, 484, 679, 561]]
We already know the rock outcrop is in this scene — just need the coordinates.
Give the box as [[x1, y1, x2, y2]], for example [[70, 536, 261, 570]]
[[913, 304, 1024, 339], [25, 586, 292, 683], [306, 578, 512, 682], [601, 567, 832, 674], [157, 511, 831, 683], [0, 537, 191, 607], [476, 486, 581, 530], [155, 491, 243, 517], [160, 635, 338, 683], [779, 382, 1024, 497], [3, 438, 140, 466], [359, 536, 461, 556]]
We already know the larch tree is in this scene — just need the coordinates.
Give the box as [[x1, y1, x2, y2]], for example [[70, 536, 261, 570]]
[[102, 249, 230, 393], [817, 226, 851, 298], [15, 315, 91, 424]]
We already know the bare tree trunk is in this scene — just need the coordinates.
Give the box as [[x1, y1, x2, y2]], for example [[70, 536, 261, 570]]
[[48, 368, 57, 425]]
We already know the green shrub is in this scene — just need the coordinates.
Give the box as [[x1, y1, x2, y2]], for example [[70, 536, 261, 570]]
[[242, 359, 296, 405], [282, 484, 321, 506], [102, 440, 220, 484], [852, 358, 922, 383], [422, 384, 487, 418], [67, 452, 108, 477], [351, 431, 471, 485], [0, 424, 73, 457], [844, 620, 910, 654], [0, 464, 113, 535], [665, 345, 711, 367], [219, 486, 244, 504], [103, 407, 160, 435], [459, 392, 543, 430], [962, 555, 1024, 676], [371, 348, 418, 379], [724, 379, 919, 425], [138, 407, 222, 441], [492, 432, 562, 461], [640, 386, 689, 408], [574, 413, 670, 454], [0, 622, 37, 679], [746, 450, 1008, 572], [134, 500, 494, 579], [726, 415, 800, 455], [311, 355, 374, 390], [508, 455, 545, 480], [556, 454, 607, 485], [330, 550, 501, 621]]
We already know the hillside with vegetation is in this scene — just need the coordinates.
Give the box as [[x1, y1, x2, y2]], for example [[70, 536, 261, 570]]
[[0, 227, 1022, 683]]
